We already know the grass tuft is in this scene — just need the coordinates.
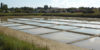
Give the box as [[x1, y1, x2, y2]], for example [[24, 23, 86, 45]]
[[0, 32, 48, 50]]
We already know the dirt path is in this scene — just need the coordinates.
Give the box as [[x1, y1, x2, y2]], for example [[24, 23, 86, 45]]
[[0, 26, 89, 50]]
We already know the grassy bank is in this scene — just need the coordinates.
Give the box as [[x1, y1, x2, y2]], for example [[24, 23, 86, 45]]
[[0, 13, 100, 18], [0, 32, 48, 50], [0, 13, 43, 16]]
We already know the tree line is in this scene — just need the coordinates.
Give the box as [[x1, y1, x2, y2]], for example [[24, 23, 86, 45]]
[[0, 2, 100, 14]]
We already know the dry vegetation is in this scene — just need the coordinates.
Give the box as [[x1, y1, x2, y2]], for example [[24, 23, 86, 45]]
[[0, 26, 89, 50]]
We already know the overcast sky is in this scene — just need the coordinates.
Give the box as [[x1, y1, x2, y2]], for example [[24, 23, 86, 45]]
[[0, 0, 100, 8]]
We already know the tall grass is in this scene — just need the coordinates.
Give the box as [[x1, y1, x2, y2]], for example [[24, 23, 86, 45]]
[[0, 32, 48, 50], [0, 13, 100, 18]]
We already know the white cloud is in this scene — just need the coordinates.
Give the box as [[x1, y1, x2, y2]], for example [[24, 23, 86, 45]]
[[1, 0, 100, 8], [50, 0, 68, 7], [50, 0, 100, 8]]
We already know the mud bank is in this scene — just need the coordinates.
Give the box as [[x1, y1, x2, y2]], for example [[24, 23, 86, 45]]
[[0, 26, 89, 50]]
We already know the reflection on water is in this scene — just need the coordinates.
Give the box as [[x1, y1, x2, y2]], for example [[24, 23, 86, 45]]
[[72, 37, 100, 50], [20, 28, 58, 35], [71, 28, 100, 35], [9, 25, 37, 30], [40, 31, 90, 43], [1, 16, 100, 50], [89, 38, 96, 42], [0, 17, 8, 23]]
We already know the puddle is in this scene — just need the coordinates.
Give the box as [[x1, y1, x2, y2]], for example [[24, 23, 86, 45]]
[[37, 24, 54, 27], [89, 21, 100, 24], [17, 18, 31, 21], [51, 25, 78, 30], [36, 20, 60, 24], [0, 22, 13, 25], [1, 23, 23, 27], [23, 22, 42, 25], [8, 19, 30, 23], [20, 28, 58, 35], [72, 37, 100, 50], [40, 31, 90, 43], [55, 19, 88, 23], [70, 23, 100, 29], [32, 18, 44, 20], [9, 25, 37, 30], [71, 28, 100, 35], [8, 19, 18, 22]]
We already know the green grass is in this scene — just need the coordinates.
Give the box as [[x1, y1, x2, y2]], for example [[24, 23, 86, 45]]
[[0, 13, 44, 16], [1, 13, 100, 18], [0, 32, 48, 50], [0, 13, 100, 18]]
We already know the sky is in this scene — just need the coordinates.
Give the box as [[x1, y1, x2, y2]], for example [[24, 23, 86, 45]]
[[0, 0, 100, 8]]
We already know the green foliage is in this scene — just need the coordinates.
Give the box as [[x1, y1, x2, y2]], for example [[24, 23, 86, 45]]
[[9, 7, 35, 13], [2, 5, 8, 10], [0, 33, 48, 50], [0, 3, 8, 13], [0, 9, 2, 12], [78, 7, 94, 13], [0, 13, 100, 18], [44, 5, 49, 10]]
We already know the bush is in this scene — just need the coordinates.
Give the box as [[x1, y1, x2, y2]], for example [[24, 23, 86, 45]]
[[0, 13, 100, 18]]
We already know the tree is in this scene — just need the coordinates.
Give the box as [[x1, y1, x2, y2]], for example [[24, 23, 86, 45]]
[[14, 8, 22, 13], [0, 9, 2, 12], [3, 5, 8, 10], [67, 8, 77, 13], [0, 3, 8, 13], [0, 2, 3, 9], [44, 5, 49, 10], [79, 7, 94, 13], [93, 8, 100, 14], [20, 7, 34, 13]]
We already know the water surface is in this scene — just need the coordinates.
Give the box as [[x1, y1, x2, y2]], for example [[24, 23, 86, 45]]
[[0, 16, 100, 50]]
